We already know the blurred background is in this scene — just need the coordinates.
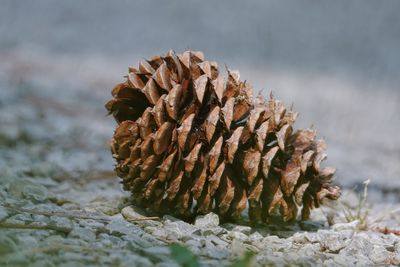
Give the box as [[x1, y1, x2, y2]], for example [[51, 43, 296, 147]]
[[1, 0, 399, 191]]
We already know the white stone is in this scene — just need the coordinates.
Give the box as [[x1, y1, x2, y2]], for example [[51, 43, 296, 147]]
[[228, 231, 248, 242], [194, 212, 219, 228], [368, 245, 391, 265], [331, 220, 360, 231]]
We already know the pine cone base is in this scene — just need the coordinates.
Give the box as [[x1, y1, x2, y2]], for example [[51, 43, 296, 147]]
[[106, 50, 341, 223]]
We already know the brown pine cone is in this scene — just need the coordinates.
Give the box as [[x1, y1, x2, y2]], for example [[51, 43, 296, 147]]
[[105, 50, 341, 223]]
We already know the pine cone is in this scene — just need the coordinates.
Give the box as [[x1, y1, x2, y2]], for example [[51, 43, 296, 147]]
[[105, 50, 341, 223]]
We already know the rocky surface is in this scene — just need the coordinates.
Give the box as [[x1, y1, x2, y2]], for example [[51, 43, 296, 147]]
[[1, 174, 400, 267], [1, 4, 400, 262], [0, 53, 399, 267]]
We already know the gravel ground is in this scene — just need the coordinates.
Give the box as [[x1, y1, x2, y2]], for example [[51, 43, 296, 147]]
[[0, 49, 399, 266], [1, 1, 400, 265]]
